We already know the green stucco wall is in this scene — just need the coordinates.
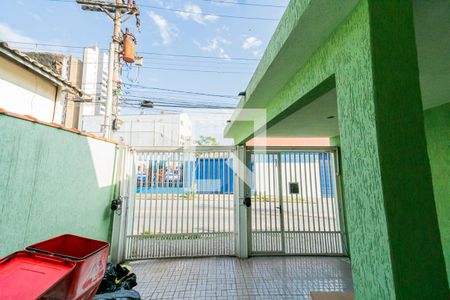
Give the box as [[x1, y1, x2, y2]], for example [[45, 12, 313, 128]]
[[227, 0, 448, 298], [0, 114, 117, 258], [366, 1, 447, 298], [424, 103, 450, 286], [235, 3, 395, 297]]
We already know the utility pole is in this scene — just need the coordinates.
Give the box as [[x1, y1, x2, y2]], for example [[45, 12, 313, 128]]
[[76, 0, 139, 138]]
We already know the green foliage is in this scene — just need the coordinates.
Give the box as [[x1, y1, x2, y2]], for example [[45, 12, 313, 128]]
[[195, 135, 219, 146], [181, 192, 196, 199]]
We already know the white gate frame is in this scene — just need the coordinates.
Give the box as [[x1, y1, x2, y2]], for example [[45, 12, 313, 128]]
[[245, 146, 348, 256], [121, 146, 236, 259], [112, 145, 348, 261], [233, 145, 252, 258], [110, 145, 136, 263]]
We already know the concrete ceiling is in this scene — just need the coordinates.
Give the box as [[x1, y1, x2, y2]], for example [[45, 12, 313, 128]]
[[241, 0, 359, 110], [266, 88, 338, 138], [227, 0, 449, 141], [414, 0, 450, 109], [264, 0, 449, 138]]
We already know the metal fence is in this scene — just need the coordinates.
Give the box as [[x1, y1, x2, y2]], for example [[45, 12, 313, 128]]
[[250, 148, 347, 255], [125, 147, 235, 259], [124, 146, 346, 259]]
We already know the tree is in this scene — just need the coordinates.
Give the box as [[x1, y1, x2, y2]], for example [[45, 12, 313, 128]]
[[195, 135, 219, 146]]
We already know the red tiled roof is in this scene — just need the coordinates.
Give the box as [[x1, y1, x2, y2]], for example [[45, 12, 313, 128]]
[[246, 137, 330, 147]]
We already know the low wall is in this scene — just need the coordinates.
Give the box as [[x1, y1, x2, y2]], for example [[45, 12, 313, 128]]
[[0, 112, 118, 258]]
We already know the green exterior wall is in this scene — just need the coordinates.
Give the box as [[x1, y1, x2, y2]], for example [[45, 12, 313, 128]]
[[329, 136, 340, 147], [231, 3, 397, 296], [424, 103, 450, 286], [0, 114, 117, 258], [226, 0, 449, 298], [365, 1, 447, 298]]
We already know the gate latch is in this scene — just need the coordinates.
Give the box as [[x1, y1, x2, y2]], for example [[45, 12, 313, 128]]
[[111, 198, 122, 211], [243, 197, 251, 207]]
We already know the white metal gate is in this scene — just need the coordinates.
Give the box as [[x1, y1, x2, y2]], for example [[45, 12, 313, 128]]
[[250, 148, 347, 255], [125, 147, 234, 259]]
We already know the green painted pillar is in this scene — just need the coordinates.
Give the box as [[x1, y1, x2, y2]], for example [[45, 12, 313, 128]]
[[424, 103, 450, 287], [336, 0, 448, 299]]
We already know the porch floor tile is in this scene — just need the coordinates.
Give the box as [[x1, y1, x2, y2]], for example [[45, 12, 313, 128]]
[[130, 256, 353, 299]]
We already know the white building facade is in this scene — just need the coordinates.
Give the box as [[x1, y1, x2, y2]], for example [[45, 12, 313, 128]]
[[81, 113, 192, 147], [80, 46, 109, 116]]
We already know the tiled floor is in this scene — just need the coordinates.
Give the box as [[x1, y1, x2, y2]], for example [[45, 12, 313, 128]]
[[130, 256, 353, 299]]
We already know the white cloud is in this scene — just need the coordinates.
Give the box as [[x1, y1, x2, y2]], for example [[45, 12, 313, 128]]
[[147, 11, 178, 45], [0, 22, 35, 43], [196, 37, 231, 59], [242, 36, 262, 50], [176, 3, 219, 24]]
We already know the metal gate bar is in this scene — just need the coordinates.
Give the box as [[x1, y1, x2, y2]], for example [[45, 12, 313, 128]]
[[250, 148, 346, 255], [125, 147, 234, 259]]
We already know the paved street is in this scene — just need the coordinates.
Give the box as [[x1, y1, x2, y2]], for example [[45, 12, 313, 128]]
[[131, 196, 340, 235], [127, 195, 344, 259]]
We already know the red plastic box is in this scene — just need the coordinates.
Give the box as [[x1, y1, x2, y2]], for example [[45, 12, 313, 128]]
[[26, 234, 110, 300], [0, 251, 76, 300]]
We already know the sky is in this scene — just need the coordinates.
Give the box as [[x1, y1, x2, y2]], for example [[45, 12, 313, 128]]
[[0, 0, 289, 144]]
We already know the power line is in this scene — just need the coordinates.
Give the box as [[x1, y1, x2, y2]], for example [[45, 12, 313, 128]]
[[122, 93, 238, 104], [129, 56, 257, 65], [123, 92, 239, 104], [123, 83, 239, 99], [139, 4, 279, 21], [120, 92, 238, 106], [137, 51, 258, 62], [125, 103, 235, 109], [12, 46, 257, 72], [120, 106, 233, 114], [6, 41, 260, 62], [122, 95, 238, 107], [49, 0, 281, 21], [200, 0, 286, 9], [139, 65, 251, 74], [48, 79, 241, 101], [123, 96, 238, 108], [123, 61, 254, 71], [121, 99, 235, 109]]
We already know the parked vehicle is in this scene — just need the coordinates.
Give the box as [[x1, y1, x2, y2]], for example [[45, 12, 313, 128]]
[[164, 171, 179, 182], [136, 174, 147, 187]]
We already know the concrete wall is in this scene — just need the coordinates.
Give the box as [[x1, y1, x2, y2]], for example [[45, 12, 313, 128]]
[[0, 56, 58, 122], [0, 113, 117, 258], [424, 103, 450, 285]]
